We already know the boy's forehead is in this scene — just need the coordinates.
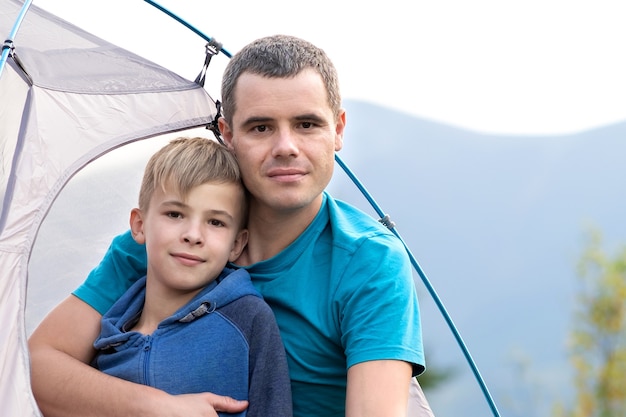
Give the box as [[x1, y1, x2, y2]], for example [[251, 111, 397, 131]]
[[158, 179, 243, 196], [154, 181, 246, 207]]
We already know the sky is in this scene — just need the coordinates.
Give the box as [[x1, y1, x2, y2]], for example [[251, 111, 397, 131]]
[[30, 0, 626, 136]]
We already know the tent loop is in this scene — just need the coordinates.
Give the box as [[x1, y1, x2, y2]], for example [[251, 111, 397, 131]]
[[378, 214, 396, 230], [10, 49, 33, 85], [2, 39, 13, 53], [206, 99, 225, 145], [194, 38, 222, 87], [2, 38, 32, 84]]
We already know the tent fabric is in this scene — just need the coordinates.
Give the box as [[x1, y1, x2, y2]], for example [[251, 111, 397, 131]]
[[0, 1, 217, 415]]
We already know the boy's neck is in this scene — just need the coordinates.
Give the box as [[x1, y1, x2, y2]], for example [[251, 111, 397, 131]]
[[132, 284, 202, 335]]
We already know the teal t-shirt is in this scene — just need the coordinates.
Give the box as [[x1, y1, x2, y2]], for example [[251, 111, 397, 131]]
[[74, 192, 425, 417]]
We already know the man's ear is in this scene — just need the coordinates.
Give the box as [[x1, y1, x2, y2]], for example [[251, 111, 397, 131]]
[[229, 228, 249, 262], [129, 208, 146, 244], [218, 117, 234, 150], [334, 109, 346, 152]]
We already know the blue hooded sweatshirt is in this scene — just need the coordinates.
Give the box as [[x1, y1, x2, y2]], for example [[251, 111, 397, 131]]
[[93, 267, 292, 417]]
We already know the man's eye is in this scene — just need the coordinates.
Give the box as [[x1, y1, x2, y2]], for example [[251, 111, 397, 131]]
[[255, 125, 267, 132], [301, 122, 313, 129]]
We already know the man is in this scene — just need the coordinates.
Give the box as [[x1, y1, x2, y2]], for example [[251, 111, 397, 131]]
[[29, 34, 432, 417]]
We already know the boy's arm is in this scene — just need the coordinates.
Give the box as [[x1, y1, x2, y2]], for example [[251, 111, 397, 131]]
[[29, 295, 159, 417], [28, 292, 247, 417]]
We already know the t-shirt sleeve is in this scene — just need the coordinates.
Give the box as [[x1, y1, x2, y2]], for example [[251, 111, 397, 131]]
[[341, 233, 425, 376], [72, 229, 147, 315]]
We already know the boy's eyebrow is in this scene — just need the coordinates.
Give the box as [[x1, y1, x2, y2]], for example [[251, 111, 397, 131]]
[[161, 199, 186, 208], [206, 209, 235, 221], [161, 200, 235, 221]]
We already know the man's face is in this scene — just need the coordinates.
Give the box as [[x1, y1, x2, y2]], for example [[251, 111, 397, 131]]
[[220, 69, 345, 216]]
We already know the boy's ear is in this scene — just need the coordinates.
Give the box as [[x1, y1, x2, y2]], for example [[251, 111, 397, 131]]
[[129, 208, 146, 244], [229, 228, 249, 262]]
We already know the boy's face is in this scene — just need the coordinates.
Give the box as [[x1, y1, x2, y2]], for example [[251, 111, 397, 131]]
[[130, 181, 247, 296], [219, 68, 345, 216]]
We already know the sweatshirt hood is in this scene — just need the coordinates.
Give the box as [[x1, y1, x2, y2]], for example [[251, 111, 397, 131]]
[[95, 267, 259, 349]]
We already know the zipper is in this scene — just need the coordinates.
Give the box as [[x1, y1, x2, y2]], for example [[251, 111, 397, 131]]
[[142, 336, 152, 385]]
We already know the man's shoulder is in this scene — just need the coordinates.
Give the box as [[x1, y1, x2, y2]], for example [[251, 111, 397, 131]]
[[321, 193, 409, 267], [325, 193, 398, 241]]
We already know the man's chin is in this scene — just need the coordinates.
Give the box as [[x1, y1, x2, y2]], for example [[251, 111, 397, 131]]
[[257, 191, 321, 214]]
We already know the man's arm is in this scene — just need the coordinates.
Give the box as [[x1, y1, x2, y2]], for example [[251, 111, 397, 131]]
[[28, 295, 247, 417], [345, 360, 412, 417]]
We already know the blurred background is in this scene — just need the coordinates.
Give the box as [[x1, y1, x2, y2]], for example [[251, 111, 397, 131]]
[[25, 1, 626, 415]]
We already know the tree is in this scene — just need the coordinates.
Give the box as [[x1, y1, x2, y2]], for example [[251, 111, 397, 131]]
[[553, 231, 626, 417]]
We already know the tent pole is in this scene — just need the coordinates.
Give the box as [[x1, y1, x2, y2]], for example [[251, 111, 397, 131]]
[[335, 153, 502, 417], [0, 0, 33, 77], [143, 0, 232, 58], [1, 1, 501, 414]]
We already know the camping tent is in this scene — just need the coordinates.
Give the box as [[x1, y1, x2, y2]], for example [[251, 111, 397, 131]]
[[0, 1, 218, 415], [1, 2, 502, 416]]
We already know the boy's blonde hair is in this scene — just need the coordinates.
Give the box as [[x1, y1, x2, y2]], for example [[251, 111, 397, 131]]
[[139, 137, 247, 225]]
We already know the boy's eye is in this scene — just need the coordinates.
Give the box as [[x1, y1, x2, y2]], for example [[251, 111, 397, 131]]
[[209, 219, 225, 227], [166, 211, 182, 219]]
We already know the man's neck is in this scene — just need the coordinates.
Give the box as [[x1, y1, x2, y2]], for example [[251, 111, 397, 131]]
[[237, 197, 323, 265]]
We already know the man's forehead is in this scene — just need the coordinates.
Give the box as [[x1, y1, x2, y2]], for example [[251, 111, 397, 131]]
[[234, 69, 322, 91], [233, 71, 329, 113]]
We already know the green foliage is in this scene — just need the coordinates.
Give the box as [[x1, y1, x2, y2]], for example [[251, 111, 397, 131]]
[[416, 346, 456, 391], [417, 364, 455, 391], [553, 230, 626, 417]]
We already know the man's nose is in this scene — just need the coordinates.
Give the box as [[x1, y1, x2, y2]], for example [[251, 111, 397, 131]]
[[271, 127, 299, 158]]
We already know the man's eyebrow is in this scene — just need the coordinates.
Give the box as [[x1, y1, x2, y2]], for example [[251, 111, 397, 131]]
[[239, 113, 326, 127], [240, 116, 273, 127], [294, 113, 325, 123]]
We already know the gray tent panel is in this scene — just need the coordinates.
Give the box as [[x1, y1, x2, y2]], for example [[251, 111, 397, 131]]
[[0, 1, 217, 415]]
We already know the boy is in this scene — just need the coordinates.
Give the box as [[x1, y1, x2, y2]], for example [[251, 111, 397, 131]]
[[91, 137, 291, 417]]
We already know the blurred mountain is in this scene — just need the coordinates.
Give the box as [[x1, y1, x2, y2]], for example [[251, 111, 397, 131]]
[[330, 99, 626, 416], [28, 99, 626, 417]]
